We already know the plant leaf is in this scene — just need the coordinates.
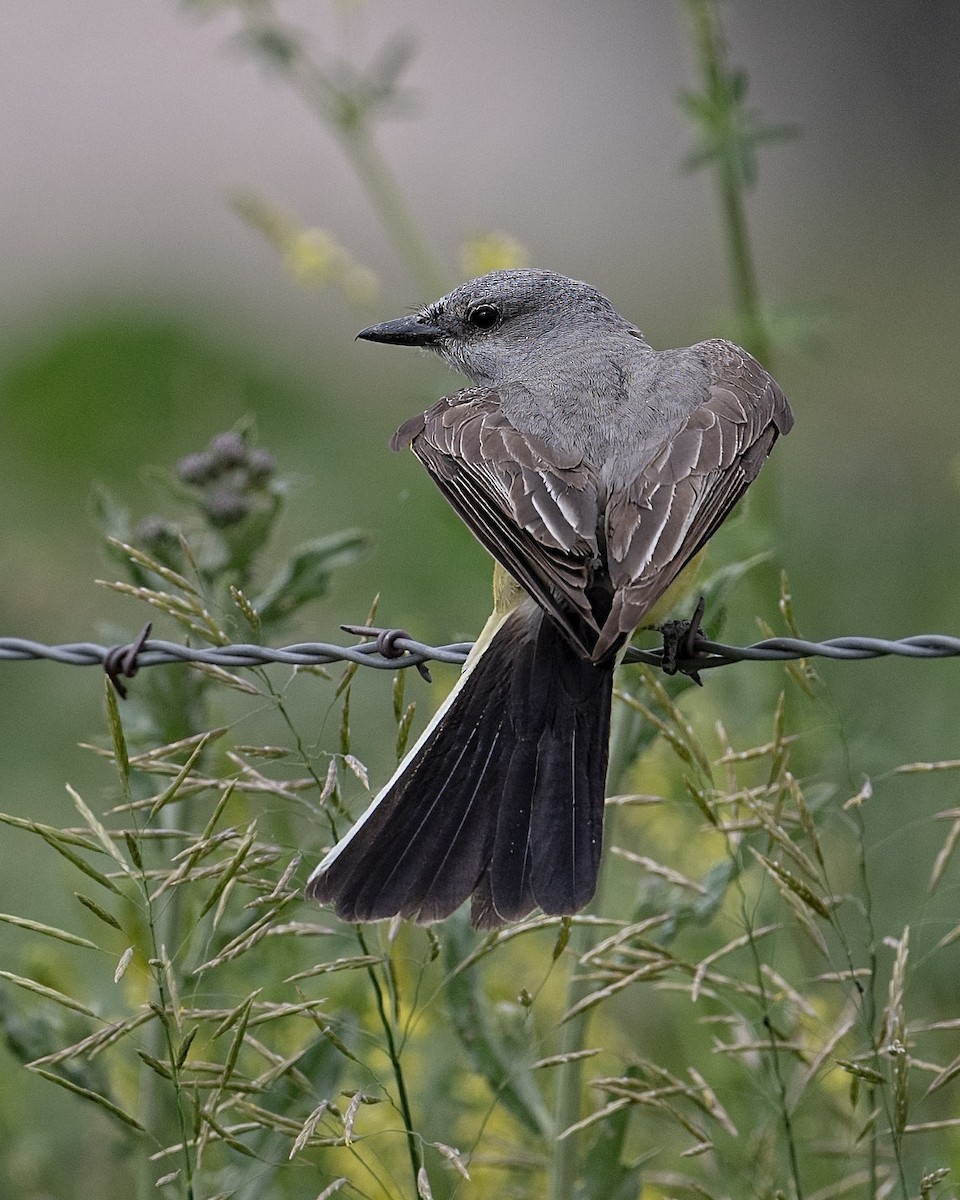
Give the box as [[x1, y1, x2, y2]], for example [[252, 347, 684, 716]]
[[254, 531, 365, 624]]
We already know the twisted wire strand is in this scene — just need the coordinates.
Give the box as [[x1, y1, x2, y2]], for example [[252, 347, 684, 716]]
[[2, 631, 960, 683], [0, 634, 472, 672]]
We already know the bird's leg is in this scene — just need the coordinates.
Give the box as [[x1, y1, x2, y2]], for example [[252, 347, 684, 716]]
[[658, 595, 707, 686]]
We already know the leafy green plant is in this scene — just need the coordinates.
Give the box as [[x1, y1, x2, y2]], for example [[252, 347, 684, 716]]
[[3, 4, 960, 1200], [4, 424, 959, 1200]]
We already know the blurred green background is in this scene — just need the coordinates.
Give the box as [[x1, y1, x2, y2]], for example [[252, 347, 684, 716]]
[[1, 2, 959, 1196]]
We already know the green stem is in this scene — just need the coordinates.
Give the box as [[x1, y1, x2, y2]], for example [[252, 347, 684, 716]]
[[735, 870, 804, 1199], [547, 701, 643, 1200], [156, 973, 196, 1200], [138, 849, 196, 1200], [545, 919, 595, 1200], [243, 2, 446, 298], [338, 126, 448, 298], [357, 929, 421, 1196], [682, 0, 772, 366]]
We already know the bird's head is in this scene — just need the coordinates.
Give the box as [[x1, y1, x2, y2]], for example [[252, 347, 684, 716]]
[[357, 269, 639, 387]]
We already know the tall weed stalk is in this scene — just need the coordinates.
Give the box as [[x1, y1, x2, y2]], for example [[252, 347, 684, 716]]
[[3, 5, 958, 1200]]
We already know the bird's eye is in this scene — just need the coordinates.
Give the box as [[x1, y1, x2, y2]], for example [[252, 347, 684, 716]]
[[467, 304, 500, 330]]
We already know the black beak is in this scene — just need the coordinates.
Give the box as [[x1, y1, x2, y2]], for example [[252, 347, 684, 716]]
[[356, 314, 442, 347]]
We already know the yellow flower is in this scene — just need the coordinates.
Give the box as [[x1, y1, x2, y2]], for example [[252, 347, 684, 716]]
[[460, 232, 530, 277]]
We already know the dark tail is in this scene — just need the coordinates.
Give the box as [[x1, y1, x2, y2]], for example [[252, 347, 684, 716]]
[[306, 602, 614, 927]]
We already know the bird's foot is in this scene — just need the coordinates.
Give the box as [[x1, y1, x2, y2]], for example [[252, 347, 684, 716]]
[[658, 595, 707, 686]]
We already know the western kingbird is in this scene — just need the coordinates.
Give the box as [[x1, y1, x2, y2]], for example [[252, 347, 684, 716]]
[[307, 269, 793, 927]]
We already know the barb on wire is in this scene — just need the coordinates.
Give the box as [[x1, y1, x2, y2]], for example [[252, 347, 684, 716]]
[[2, 627, 960, 697], [341, 623, 434, 682], [102, 622, 153, 699]]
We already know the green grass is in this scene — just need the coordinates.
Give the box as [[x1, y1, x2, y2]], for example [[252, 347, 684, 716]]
[[2, 4, 959, 1197], [2, 459, 960, 1200]]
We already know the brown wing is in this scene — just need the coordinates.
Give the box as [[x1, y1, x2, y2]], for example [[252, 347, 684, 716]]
[[593, 340, 794, 660], [393, 388, 603, 654]]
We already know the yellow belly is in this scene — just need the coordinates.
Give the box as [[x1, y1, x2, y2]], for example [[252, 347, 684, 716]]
[[488, 549, 705, 646], [638, 548, 706, 630]]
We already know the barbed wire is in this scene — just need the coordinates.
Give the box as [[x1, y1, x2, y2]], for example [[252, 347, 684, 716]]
[[2, 624, 960, 698]]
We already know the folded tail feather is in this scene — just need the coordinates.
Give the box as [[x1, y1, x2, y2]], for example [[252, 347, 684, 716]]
[[306, 601, 614, 926]]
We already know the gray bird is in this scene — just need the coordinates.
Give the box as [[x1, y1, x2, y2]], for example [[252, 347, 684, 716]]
[[307, 269, 793, 927]]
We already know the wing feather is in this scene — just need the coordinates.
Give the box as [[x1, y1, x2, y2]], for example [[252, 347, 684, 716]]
[[392, 344, 791, 667], [395, 388, 603, 652], [593, 340, 793, 659]]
